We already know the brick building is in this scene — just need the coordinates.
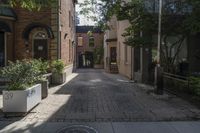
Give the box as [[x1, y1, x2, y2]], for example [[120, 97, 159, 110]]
[[0, 0, 77, 70], [76, 26, 104, 68]]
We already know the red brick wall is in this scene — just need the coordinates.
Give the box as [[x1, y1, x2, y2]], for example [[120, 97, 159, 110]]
[[1, 0, 76, 66], [77, 33, 104, 54], [60, 0, 76, 66], [13, 7, 51, 60], [76, 32, 104, 67]]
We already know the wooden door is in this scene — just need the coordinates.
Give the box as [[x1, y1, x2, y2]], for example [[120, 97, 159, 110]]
[[33, 39, 48, 60], [110, 47, 117, 63]]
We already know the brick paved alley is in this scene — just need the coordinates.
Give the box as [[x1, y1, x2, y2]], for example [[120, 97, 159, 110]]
[[0, 69, 200, 123]]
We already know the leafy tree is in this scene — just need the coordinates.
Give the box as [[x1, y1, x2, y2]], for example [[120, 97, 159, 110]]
[[94, 46, 104, 64], [0, 0, 52, 10], [78, 0, 122, 29], [79, 0, 200, 73]]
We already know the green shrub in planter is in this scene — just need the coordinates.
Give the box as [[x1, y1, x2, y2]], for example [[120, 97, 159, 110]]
[[0, 60, 46, 113], [51, 60, 66, 84], [1, 60, 41, 90], [32, 59, 49, 75], [51, 60, 65, 74], [31, 59, 50, 99]]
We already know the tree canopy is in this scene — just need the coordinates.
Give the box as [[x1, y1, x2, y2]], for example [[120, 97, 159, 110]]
[[0, 0, 52, 10], [79, 0, 200, 73], [79, 0, 200, 42]]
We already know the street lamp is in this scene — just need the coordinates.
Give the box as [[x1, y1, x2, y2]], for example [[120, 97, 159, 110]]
[[155, 0, 164, 95]]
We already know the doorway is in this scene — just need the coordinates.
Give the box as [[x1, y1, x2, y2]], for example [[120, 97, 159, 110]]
[[0, 32, 5, 67], [33, 32, 48, 60], [78, 51, 94, 68], [110, 47, 117, 64]]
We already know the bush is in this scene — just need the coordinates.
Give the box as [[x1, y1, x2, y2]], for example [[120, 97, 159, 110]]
[[94, 46, 104, 64], [51, 60, 65, 74], [31, 59, 49, 75], [30, 59, 49, 81], [189, 76, 200, 96], [0, 60, 41, 90]]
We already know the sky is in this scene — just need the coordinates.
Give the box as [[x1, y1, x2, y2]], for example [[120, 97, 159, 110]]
[[76, 0, 96, 26]]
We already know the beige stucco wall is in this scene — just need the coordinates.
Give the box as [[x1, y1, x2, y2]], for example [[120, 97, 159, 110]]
[[106, 16, 117, 39], [117, 20, 132, 79], [104, 16, 133, 78], [104, 16, 118, 71]]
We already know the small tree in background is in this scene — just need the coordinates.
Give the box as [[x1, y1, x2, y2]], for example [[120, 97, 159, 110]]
[[94, 46, 104, 65]]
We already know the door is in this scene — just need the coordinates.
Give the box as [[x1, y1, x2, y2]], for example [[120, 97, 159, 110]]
[[78, 52, 94, 68], [0, 32, 5, 67], [110, 47, 117, 63], [33, 39, 48, 60]]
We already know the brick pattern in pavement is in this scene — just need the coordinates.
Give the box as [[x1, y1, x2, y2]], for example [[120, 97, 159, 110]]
[[0, 69, 200, 122]]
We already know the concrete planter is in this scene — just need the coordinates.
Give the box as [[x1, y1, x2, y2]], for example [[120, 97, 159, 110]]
[[51, 72, 66, 85], [3, 84, 41, 113], [39, 80, 48, 99]]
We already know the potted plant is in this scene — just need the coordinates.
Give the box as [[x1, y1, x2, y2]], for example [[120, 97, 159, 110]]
[[1, 60, 42, 113], [32, 59, 49, 99], [51, 60, 66, 84]]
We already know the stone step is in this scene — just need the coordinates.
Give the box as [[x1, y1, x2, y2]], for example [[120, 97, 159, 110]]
[[110, 64, 119, 73]]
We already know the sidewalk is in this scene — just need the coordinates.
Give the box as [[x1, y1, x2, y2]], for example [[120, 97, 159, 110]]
[[0, 121, 200, 133], [0, 70, 200, 132]]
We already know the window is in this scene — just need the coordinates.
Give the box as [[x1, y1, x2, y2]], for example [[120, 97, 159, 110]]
[[118, 42, 121, 63], [89, 36, 94, 47], [69, 39, 71, 62], [71, 16, 74, 30], [124, 44, 128, 63], [69, 11, 71, 27], [59, 0, 61, 10], [33, 32, 47, 39], [78, 36, 83, 46]]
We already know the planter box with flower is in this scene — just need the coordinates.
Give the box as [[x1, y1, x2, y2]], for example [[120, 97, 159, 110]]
[[51, 60, 66, 85], [1, 60, 42, 113]]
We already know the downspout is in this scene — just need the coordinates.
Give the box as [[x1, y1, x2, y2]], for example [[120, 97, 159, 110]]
[[57, 1, 61, 59], [13, 21, 15, 61]]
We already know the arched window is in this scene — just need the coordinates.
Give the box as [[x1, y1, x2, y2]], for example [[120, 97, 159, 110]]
[[33, 31, 48, 40]]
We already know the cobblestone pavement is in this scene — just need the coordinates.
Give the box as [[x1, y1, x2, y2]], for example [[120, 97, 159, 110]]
[[0, 69, 200, 122]]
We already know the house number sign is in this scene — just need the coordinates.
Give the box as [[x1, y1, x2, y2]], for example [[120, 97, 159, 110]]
[[27, 89, 36, 97], [4, 92, 13, 100], [38, 46, 43, 51]]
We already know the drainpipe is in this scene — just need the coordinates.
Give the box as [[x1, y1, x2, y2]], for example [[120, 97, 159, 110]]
[[57, 1, 61, 60], [12, 21, 15, 61]]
